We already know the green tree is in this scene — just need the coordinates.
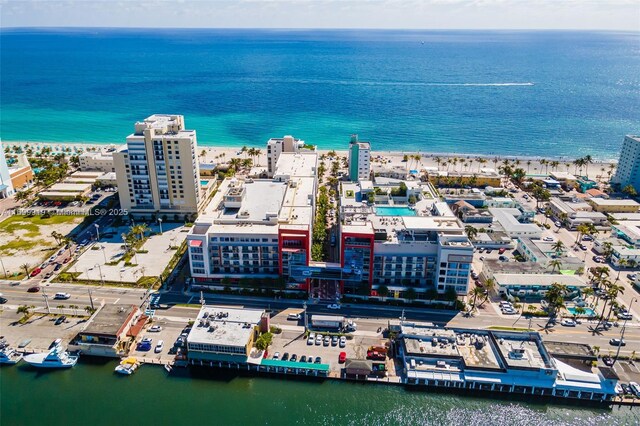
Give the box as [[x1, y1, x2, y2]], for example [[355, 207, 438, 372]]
[[543, 282, 569, 326], [404, 287, 417, 302], [377, 285, 389, 299], [21, 263, 30, 276], [464, 225, 478, 241]]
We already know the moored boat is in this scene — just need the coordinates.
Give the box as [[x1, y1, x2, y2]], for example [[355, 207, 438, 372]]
[[0, 342, 23, 365], [115, 357, 140, 375], [23, 344, 78, 369]]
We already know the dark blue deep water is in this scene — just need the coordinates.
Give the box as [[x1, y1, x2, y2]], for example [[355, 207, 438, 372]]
[[1, 29, 639, 159]]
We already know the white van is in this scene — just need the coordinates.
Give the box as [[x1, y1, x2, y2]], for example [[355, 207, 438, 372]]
[[54, 292, 71, 300]]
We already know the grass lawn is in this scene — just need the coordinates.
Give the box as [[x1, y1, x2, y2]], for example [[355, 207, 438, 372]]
[[0, 215, 82, 255]]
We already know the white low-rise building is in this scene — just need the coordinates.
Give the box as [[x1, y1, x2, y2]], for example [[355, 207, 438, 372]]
[[489, 208, 542, 238], [186, 306, 266, 364]]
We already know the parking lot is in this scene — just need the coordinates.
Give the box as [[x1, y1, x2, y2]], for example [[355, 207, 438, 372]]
[[0, 309, 86, 353], [128, 315, 190, 363], [268, 309, 390, 374]]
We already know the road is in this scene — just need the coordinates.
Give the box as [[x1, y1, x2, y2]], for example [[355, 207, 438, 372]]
[[2, 281, 637, 356]]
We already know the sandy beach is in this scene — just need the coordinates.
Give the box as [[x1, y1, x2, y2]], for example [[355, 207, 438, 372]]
[[4, 140, 616, 180]]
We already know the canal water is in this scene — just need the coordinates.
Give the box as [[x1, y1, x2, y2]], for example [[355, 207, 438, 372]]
[[1, 360, 637, 426]]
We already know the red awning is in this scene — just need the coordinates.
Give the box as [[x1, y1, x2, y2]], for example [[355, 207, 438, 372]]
[[189, 240, 202, 247]]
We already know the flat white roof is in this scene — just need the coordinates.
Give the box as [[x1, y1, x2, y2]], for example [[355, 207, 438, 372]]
[[589, 198, 640, 207], [187, 306, 264, 348], [493, 273, 588, 287], [49, 183, 92, 192]]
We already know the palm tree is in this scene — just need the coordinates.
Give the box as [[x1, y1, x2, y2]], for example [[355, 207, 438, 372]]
[[21, 263, 30, 276], [57, 305, 65, 314], [543, 282, 569, 326], [85, 306, 95, 315], [464, 225, 478, 241], [70, 304, 79, 316], [241, 145, 248, 158], [469, 286, 485, 311], [551, 240, 565, 257], [614, 258, 628, 282], [548, 259, 563, 273]]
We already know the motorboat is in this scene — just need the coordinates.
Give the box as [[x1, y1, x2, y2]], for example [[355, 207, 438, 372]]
[[0, 342, 23, 365], [114, 357, 140, 375], [23, 344, 78, 369]]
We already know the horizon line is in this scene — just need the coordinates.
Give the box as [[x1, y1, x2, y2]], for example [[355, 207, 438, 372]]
[[1, 26, 639, 33]]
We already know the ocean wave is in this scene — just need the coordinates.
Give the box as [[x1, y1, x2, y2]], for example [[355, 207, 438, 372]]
[[240, 78, 535, 87]]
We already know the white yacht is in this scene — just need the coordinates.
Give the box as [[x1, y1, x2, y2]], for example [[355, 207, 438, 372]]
[[0, 343, 23, 365], [23, 344, 78, 369]]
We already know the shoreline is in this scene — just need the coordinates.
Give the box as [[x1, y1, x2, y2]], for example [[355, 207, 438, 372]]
[[4, 139, 618, 163], [4, 140, 617, 176]]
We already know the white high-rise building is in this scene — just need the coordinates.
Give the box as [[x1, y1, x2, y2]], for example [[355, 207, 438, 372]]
[[113, 114, 201, 218], [612, 135, 640, 194], [266, 135, 305, 177], [348, 134, 371, 182], [0, 143, 15, 198]]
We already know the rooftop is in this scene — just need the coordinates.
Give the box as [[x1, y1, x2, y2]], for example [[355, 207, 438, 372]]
[[81, 304, 138, 337], [187, 306, 264, 348], [589, 198, 640, 208], [492, 273, 588, 288]]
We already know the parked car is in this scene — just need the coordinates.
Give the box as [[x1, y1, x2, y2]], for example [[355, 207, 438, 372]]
[[543, 237, 554, 242], [30, 268, 42, 277], [327, 304, 341, 310], [498, 247, 506, 254], [281, 352, 290, 361], [618, 312, 633, 321], [287, 313, 301, 321], [315, 335, 323, 345], [555, 221, 562, 227], [498, 255, 508, 262], [290, 354, 298, 362], [54, 263, 62, 271], [314, 356, 322, 364], [54, 292, 71, 300], [300, 355, 307, 363], [54, 315, 67, 325], [331, 336, 338, 346], [323, 336, 330, 346], [582, 235, 593, 241], [629, 382, 640, 397], [579, 244, 588, 251], [148, 325, 163, 332], [339, 336, 346, 348], [272, 352, 280, 360], [307, 333, 315, 345], [338, 352, 347, 363], [609, 338, 626, 347]]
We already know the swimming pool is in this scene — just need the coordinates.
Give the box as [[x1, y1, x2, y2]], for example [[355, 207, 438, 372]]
[[567, 307, 596, 317], [200, 180, 210, 186], [375, 206, 416, 216]]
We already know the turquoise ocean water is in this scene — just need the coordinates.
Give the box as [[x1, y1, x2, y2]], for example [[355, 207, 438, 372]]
[[1, 29, 639, 159]]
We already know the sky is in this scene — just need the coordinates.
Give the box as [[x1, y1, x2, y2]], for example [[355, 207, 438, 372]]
[[1, 0, 639, 31]]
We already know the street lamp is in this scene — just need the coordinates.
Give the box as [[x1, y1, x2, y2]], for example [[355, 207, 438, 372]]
[[101, 245, 107, 264], [0, 256, 7, 278], [88, 287, 95, 311], [614, 297, 636, 364], [95, 263, 105, 286], [41, 287, 51, 314], [94, 224, 100, 241], [158, 218, 163, 235]]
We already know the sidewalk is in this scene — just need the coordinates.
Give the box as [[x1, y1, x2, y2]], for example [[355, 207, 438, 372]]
[[176, 289, 461, 316]]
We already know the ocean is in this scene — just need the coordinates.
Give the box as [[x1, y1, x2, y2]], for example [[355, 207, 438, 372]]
[[1, 361, 637, 426], [0, 29, 638, 159]]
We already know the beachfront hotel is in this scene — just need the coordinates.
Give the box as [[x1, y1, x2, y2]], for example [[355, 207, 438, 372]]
[[186, 150, 318, 284], [113, 114, 202, 218], [338, 179, 473, 297], [612, 135, 640, 193], [266, 135, 307, 177], [348, 134, 371, 182]]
